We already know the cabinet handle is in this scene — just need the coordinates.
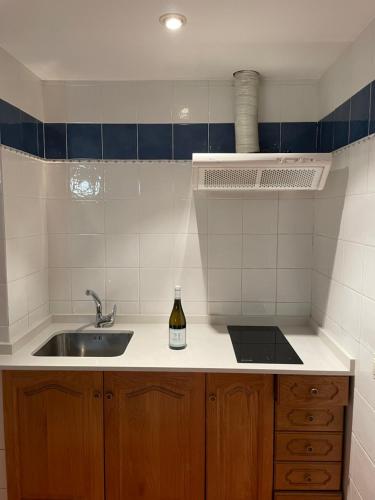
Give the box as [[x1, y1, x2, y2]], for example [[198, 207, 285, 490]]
[[208, 393, 217, 402], [307, 414, 315, 422], [105, 392, 114, 400], [93, 391, 102, 400], [310, 387, 319, 396], [306, 445, 313, 453]]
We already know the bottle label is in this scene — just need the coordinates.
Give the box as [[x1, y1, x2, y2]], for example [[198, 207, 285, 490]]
[[169, 328, 186, 348]]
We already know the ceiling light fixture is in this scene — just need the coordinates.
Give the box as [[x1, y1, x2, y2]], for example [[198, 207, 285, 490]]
[[159, 13, 187, 31]]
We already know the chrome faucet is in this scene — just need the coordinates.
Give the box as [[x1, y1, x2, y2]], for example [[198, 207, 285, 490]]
[[85, 289, 117, 328]]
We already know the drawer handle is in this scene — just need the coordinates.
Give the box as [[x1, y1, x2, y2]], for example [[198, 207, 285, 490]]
[[304, 473, 312, 482], [307, 414, 315, 422], [93, 391, 102, 400], [306, 445, 313, 453], [209, 393, 217, 402], [310, 387, 319, 396], [105, 392, 114, 400]]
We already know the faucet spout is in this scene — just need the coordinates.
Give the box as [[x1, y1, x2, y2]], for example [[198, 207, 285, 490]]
[[85, 289, 116, 328]]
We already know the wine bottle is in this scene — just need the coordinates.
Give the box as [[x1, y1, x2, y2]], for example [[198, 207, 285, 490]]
[[169, 285, 186, 350]]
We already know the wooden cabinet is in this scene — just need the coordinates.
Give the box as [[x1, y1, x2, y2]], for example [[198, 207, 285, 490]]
[[274, 375, 349, 499], [206, 373, 274, 500], [104, 371, 205, 500], [3, 371, 349, 500], [3, 370, 104, 500]]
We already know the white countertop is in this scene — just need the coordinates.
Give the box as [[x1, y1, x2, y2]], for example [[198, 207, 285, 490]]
[[0, 322, 353, 375]]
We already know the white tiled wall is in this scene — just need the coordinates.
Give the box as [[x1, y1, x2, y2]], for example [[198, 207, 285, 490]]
[[42, 79, 319, 124], [0, 148, 49, 343], [47, 160, 314, 318], [311, 136, 375, 499]]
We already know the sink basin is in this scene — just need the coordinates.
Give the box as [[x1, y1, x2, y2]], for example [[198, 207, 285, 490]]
[[33, 330, 133, 357]]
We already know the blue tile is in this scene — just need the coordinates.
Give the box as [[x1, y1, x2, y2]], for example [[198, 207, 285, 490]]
[[258, 123, 280, 153], [350, 84, 370, 143], [316, 121, 322, 153], [67, 124, 102, 159], [21, 111, 38, 156], [138, 124, 172, 160], [37, 121, 45, 158], [281, 122, 317, 153], [173, 124, 208, 160], [0, 99, 22, 150], [333, 100, 350, 150], [209, 123, 235, 153], [102, 124, 137, 159], [320, 113, 334, 152], [44, 123, 67, 159], [371, 81, 375, 135]]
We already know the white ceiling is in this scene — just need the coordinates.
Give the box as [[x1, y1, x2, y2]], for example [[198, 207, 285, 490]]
[[0, 0, 374, 81]]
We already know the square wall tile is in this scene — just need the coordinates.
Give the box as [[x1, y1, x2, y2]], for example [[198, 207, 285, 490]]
[[37, 121, 45, 158], [209, 123, 235, 153], [72, 268, 105, 300], [243, 200, 278, 234], [208, 83, 234, 123], [333, 100, 350, 150], [106, 268, 139, 301], [207, 199, 242, 234], [21, 111, 38, 156], [67, 124, 102, 159], [281, 122, 317, 153], [350, 84, 370, 143], [258, 123, 280, 153], [320, 112, 334, 152], [173, 124, 208, 160], [140, 268, 174, 301], [104, 163, 139, 199], [277, 235, 313, 268], [208, 269, 241, 301], [243, 235, 277, 268], [138, 124, 172, 160], [173, 83, 209, 123], [102, 124, 137, 159], [278, 199, 314, 234], [44, 123, 67, 159], [242, 269, 276, 302], [277, 269, 311, 302], [208, 235, 242, 268], [105, 234, 139, 268], [0, 100, 22, 150]]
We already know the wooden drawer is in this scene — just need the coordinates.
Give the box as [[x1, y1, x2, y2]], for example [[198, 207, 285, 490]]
[[276, 405, 344, 432], [275, 432, 343, 462], [274, 462, 341, 491], [278, 376, 349, 407], [274, 493, 342, 499]]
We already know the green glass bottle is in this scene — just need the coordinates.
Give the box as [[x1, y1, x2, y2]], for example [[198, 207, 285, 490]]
[[169, 285, 186, 349]]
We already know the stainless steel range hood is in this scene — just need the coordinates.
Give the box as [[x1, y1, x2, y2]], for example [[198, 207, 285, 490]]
[[192, 70, 332, 191]]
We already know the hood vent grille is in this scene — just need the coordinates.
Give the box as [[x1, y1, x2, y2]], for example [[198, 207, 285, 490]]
[[193, 153, 332, 191]]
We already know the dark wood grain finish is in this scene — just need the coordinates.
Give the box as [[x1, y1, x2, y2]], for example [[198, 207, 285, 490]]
[[274, 462, 341, 491], [274, 493, 342, 499], [206, 373, 274, 500], [278, 376, 349, 407], [3, 370, 104, 500], [104, 371, 205, 500], [275, 432, 343, 462], [276, 405, 344, 432]]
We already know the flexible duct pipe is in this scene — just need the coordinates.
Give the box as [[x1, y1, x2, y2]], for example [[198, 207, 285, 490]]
[[233, 70, 260, 153]]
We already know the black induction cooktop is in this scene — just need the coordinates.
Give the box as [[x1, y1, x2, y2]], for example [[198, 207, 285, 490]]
[[228, 325, 303, 364]]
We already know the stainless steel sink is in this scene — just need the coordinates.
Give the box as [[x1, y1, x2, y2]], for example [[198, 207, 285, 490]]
[[33, 330, 133, 357]]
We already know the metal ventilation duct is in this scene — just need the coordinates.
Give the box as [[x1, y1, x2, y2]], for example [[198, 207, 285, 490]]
[[233, 70, 260, 153]]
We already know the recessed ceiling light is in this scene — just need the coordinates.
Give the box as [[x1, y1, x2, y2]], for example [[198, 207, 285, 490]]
[[159, 13, 187, 31]]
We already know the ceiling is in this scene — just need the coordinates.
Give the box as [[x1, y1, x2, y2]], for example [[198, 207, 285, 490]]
[[0, 0, 374, 81]]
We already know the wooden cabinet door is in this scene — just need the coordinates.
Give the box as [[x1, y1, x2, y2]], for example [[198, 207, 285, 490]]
[[206, 373, 274, 500], [3, 370, 104, 500], [104, 371, 205, 500]]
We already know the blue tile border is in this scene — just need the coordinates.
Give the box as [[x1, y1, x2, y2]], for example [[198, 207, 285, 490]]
[[2, 80, 375, 160]]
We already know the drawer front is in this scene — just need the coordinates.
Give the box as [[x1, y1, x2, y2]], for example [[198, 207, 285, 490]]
[[275, 432, 343, 462], [278, 376, 349, 407], [274, 493, 342, 499], [276, 405, 344, 432], [275, 462, 341, 491]]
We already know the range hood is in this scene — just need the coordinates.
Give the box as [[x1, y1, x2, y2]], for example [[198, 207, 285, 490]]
[[193, 70, 332, 191]]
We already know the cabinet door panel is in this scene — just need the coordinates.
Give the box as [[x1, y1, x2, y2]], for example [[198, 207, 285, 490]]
[[206, 373, 274, 500], [3, 370, 104, 500], [104, 371, 205, 500]]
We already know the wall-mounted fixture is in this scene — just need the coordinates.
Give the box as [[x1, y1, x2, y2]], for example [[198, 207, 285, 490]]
[[192, 69, 332, 191], [159, 13, 187, 31]]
